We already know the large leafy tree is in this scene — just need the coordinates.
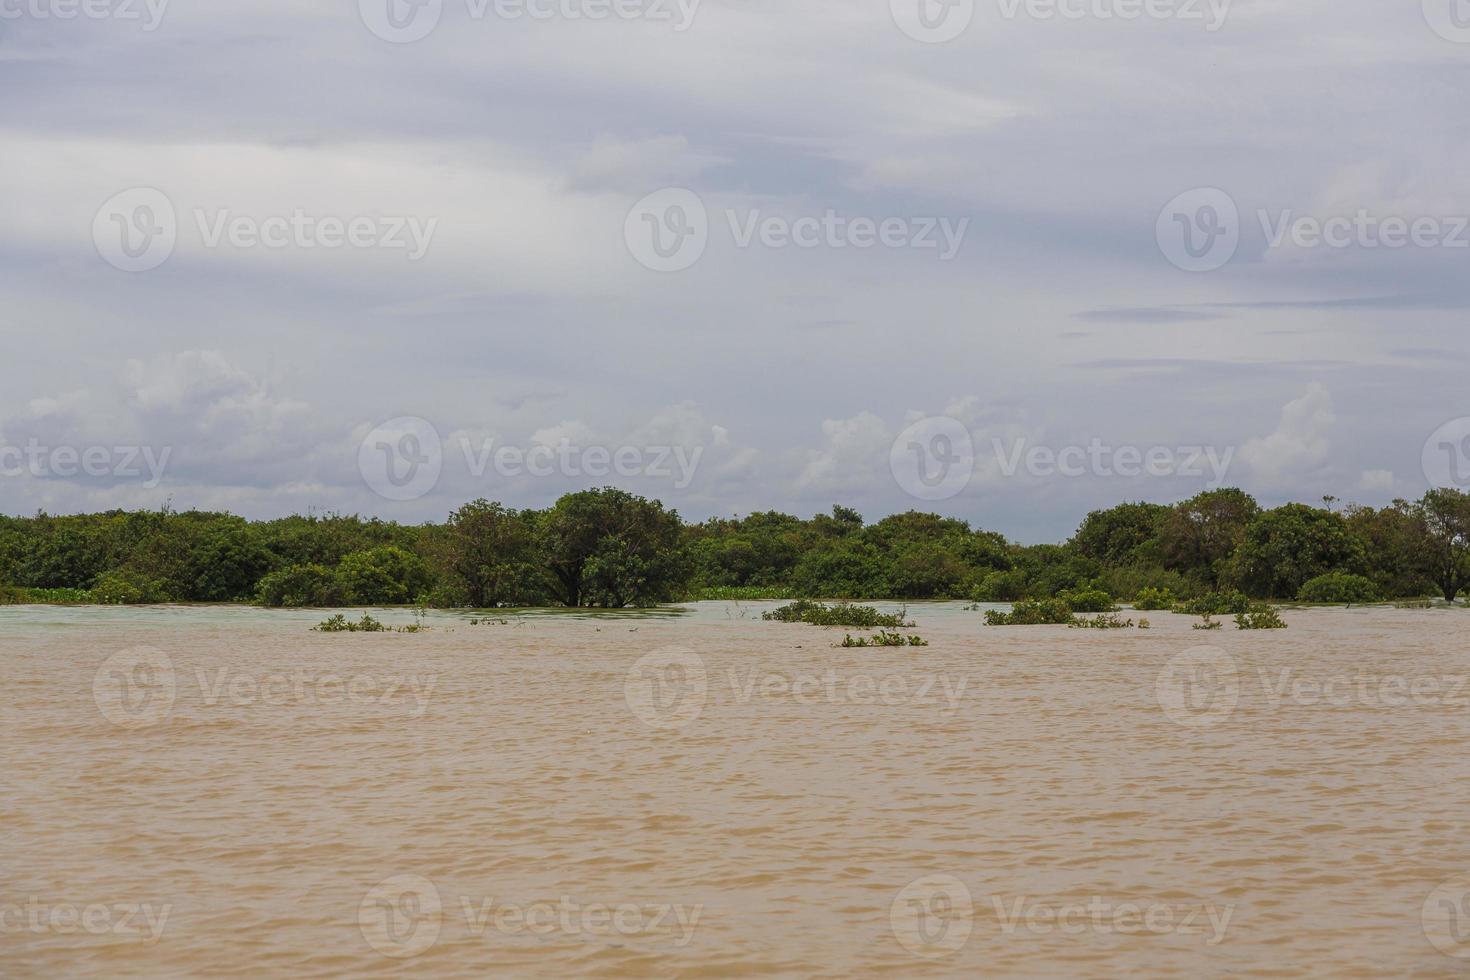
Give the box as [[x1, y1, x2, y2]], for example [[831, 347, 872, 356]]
[[1230, 503, 1366, 598], [1415, 488, 1470, 602], [1158, 488, 1260, 586], [436, 499, 546, 607], [538, 488, 685, 607], [1072, 502, 1169, 567]]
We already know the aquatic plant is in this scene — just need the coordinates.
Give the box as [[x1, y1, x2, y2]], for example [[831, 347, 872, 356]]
[[1192, 614, 1222, 630]]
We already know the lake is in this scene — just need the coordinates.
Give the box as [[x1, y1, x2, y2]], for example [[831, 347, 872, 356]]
[[3, 602, 1469, 976]]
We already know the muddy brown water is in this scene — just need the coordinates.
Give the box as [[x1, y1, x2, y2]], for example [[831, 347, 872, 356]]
[[3, 602, 1469, 977]]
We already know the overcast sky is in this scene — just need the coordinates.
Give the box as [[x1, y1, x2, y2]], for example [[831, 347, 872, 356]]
[[1, 0, 1467, 540]]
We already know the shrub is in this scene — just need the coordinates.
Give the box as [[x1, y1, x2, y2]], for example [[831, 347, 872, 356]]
[[1068, 613, 1135, 629], [92, 569, 170, 605], [1296, 572, 1381, 604], [257, 564, 346, 608], [839, 631, 928, 647], [985, 598, 1074, 626], [1098, 565, 1195, 603], [1132, 587, 1176, 610], [1235, 604, 1287, 629], [335, 546, 430, 605], [1192, 614, 1222, 630], [314, 613, 387, 632], [970, 569, 1028, 602], [1057, 587, 1116, 612], [1175, 590, 1251, 616], [763, 600, 911, 628]]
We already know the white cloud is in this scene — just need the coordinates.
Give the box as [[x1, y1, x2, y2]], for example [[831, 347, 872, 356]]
[[1237, 384, 1336, 490]]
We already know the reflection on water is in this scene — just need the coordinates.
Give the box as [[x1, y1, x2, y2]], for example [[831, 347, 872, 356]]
[[3, 603, 1469, 976]]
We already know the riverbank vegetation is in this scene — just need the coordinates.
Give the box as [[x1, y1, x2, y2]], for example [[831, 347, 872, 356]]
[[0, 486, 1466, 608]]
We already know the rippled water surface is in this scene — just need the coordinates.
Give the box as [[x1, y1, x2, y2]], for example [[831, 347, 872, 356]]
[[4, 602, 1470, 977]]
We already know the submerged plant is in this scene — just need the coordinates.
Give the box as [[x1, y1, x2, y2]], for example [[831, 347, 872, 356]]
[[840, 631, 928, 647], [1193, 614, 1222, 630], [984, 598, 1074, 626], [312, 613, 431, 633], [764, 599, 912, 628], [1068, 613, 1135, 629], [1235, 604, 1288, 630]]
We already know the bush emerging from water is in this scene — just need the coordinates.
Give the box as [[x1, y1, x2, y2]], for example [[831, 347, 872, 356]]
[[984, 598, 1075, 626], [1057, 587, 1117, 613], [1132, 587, 1176, 610], [1068, 613, 1135, 629], [314, 613, 388, 632], [92, 569, 170, 605], [839, 631, 929, 647], [1175, 590, 1252, 616], [1296, 572, 1381, 604], [763, 599, 912, 628], [1193, 614, 1223, 630], [1234, 604, 1288, 629]]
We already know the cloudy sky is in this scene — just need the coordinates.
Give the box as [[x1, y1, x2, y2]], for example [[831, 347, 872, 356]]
[[1, 0, 1467, 540]]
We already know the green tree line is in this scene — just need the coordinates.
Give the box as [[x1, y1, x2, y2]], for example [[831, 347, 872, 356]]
[[1, 486, 1467, 607]]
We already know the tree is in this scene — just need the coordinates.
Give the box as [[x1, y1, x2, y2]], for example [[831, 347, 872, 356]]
[[1416, 488, 1470, 602], [1230, 503, 1366, 598], [436, 499, 545, 607], [1158, 488, 1259, 586], [1344, 501, 1435, 599], [1072, 502, 1169, 567], [190, 527, 274, 601], [539, 489, 685, 607], [336, 546, 431, 605]]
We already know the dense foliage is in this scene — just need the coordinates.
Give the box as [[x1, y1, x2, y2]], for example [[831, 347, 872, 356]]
[[0, 487, 1466, 608]]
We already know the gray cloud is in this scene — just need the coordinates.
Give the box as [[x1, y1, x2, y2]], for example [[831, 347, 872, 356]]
[[0, 0, 1466, 538]]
